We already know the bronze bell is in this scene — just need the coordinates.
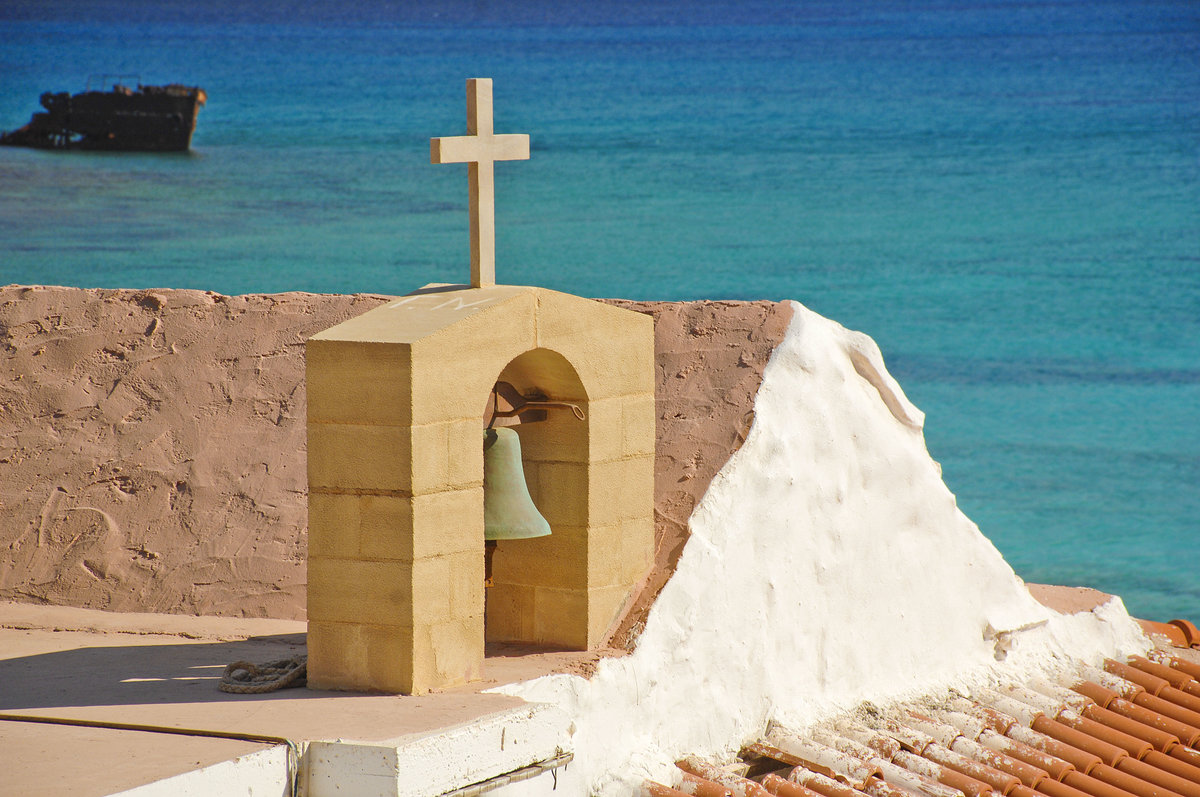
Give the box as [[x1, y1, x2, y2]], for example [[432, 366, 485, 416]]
[[483, 427, 551, 540]]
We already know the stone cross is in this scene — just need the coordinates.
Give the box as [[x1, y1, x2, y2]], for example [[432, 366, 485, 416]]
[[431, 78, 530, 289]]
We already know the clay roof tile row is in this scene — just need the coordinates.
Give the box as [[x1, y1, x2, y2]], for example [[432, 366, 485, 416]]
[[1136, 622, 1200, 651], [644, 655, 1200, 797]]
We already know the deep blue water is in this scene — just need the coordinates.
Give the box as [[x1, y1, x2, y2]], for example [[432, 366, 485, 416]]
[[1, 0, 1197, 621]]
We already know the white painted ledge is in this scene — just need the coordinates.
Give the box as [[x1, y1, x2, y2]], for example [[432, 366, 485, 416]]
[[303, 702, 572, 797], [111, 745, 292, 797]]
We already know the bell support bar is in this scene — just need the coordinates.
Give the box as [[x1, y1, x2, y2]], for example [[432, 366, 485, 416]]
[[491, 400, 585, 421], [485, 381, 586, 428]]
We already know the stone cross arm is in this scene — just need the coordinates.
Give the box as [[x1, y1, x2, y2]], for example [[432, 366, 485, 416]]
[[430, 132, 529, 164]]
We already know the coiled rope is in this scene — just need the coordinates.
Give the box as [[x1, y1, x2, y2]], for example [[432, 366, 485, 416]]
[[219, 655, 307, 694]]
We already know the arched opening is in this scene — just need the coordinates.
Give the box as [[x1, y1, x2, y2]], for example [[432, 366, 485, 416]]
[[480, 348, 591, 649]]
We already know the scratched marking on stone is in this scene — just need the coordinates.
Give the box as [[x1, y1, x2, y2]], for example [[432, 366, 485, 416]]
[[385, 293, 499, 316]]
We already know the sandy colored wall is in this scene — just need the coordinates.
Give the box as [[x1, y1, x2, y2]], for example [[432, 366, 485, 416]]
[[0, 286, 789, 637]]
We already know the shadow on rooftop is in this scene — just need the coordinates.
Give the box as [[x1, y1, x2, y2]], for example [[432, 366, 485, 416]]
[[0, 633, 324, 711], [0, 633, 613, 712]]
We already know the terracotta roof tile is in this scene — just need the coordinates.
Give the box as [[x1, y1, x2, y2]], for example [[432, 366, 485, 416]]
[[1107, 661, 1174, 697], [1141, 752, 1200, 786], [663, 656, 1200, 797], [764, 773, 832, 797], [1131, 692, 1200, 732], [1168, 622, 1200, 650], [1084, 704, 1180, 753], [783, 762, 871, 797], [1033, 772, 1101, 797], [1129, 659, 1200, 696], [679, 768, 736, 797], [1008, 784, 1044, 797], [922, 740, 1022, 795], [679, 757, 771, 797], [1137, 621, 1192, 649], [1152, 655, 1200, 685]]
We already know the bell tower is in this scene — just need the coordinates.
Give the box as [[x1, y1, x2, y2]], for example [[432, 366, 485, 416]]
[[303, 80, 655, 695]]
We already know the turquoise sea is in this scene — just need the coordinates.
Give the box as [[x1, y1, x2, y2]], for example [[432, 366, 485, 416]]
[[1, 1, 1197, 621]]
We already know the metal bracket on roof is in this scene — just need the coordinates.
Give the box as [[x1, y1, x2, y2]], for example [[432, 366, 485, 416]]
[[439, 751, 573, 797]]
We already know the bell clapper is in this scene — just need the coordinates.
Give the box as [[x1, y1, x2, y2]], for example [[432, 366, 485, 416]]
[[484, 540, 497, 588]]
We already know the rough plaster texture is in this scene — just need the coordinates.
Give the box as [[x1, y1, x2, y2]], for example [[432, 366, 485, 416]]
[[0, 285, 389, 617], [0, 287, 779, 639], [305, 285, 655, 693], [497, 301, 1150, 795]]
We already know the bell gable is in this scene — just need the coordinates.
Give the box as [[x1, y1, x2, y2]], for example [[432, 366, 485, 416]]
[[305, 283, 654, 694]]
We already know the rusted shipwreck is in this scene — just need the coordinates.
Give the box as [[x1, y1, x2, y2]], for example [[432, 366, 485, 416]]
[[0, 79, 206, 152]]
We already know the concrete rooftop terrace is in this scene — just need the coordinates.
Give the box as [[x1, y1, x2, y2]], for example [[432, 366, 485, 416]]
[[2, 586, 1182, 797], [0, 601, 611, 796]]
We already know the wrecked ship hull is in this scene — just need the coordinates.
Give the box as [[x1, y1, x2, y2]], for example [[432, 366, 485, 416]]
[[0, 83, 206, 152]]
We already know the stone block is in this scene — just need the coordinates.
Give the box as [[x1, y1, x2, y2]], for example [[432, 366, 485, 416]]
[[306, 340, 413, 427], [407, 360, 493, 429], [410, 555, 452, 625], [307, 492, 361, 559], [514, 409, 590, 464], [307, 621, 414, 694], [587, 584, 635, 647], [489, 540, 531, 588], [533, 290, 654, 398], [585, 459, 624, 526], [416, 614, 484, 689], [521, 456, 542, 509], [621, 454, 656, 521], [485, 583, 535, 643], [411, 487, 483, 559], [313, 284, 528, 345], [356, 494, 416, 562], [620, 515, 656, 584], [532, 461, 588, 527], [410, 421, 450, 495], [307, 557, 414, 626], [410, 296, 538, 424], [447, 418, 486, 487], [582, 397, 624, 463], [307, 422, 412, 492], [621, 393, 657, 457], [586, 524, 625, 588], [533, 586, 589, 649], [588, 455, 654, 525], [492, 527, 587, 589], [447, 549, 485, 618]]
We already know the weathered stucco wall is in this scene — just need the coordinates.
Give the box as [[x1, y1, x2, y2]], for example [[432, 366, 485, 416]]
[[0, 286, 789, 639]]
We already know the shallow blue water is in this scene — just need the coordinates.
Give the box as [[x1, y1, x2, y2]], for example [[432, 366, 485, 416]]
[[2, 0, 1197, 620]]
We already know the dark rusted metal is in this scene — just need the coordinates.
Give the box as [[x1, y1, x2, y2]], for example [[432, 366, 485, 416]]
[[1, 80, 206, 152]]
